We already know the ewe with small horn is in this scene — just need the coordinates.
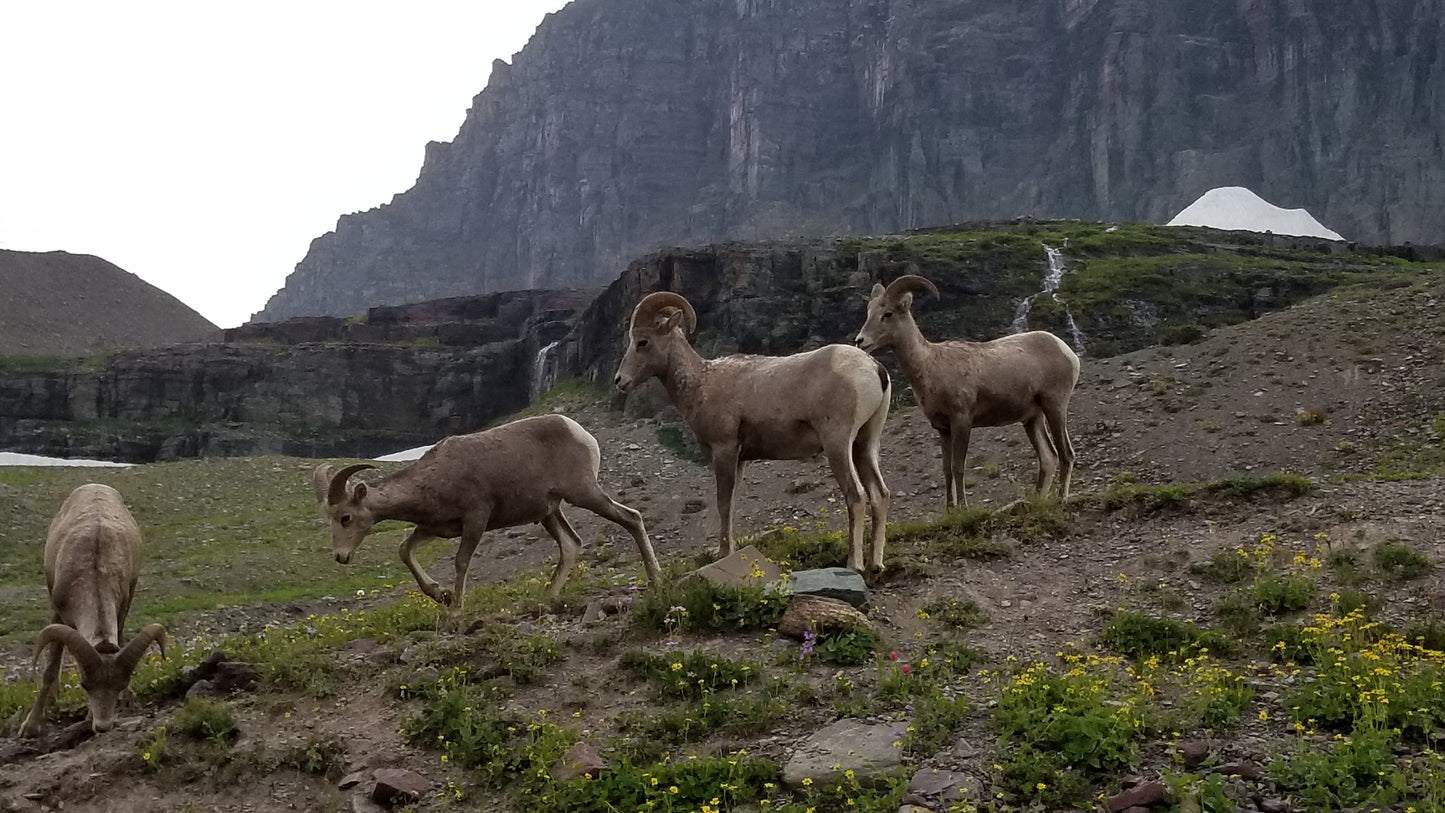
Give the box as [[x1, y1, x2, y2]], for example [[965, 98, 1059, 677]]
[[21, 484, 166, 736]]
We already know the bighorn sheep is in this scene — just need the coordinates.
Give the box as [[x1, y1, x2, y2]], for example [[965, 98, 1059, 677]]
[[613, 292, 893, 574], [319, 414, 660, 618], [20, 484, 167, 737], [854, 274, 1080, 508]]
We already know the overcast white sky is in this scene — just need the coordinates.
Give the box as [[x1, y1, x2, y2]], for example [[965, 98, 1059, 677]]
[[0, 1, 572, 329]]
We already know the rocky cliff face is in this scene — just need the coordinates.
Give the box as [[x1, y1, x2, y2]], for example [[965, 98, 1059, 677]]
[[8, 223, 1435, 463], [0, 290, 589, 462], [255, 0, 1444, 320]]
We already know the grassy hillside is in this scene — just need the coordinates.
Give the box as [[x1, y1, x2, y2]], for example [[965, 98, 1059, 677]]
[[0, 249, 219, 356]]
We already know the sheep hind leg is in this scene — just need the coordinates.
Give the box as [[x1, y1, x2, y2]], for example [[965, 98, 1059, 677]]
[[539, 509, 583, 599], [1043, 401, 1076, 500], [1023, 415, 1060, 498], [826, 447, 869, 574], [569, 485, 661, 586], [18, 640, 63, 738], [938, 429, 956, 509], [854, 422, 891, 575]]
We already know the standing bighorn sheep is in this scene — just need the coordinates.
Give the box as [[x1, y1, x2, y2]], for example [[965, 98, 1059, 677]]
[[319, 414, 660, 619], [21, 484, 166, 737], [614, 292, 893, 574], [854, 274, 1080, 508]]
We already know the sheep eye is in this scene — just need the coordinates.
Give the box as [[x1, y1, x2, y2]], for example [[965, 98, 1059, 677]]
[[636, 339, 649, 349], [882, 311, 893, 320], [340, 514, 352, 526]]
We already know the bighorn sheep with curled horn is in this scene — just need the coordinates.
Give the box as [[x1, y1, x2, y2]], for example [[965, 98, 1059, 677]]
[[20, 484, 166, 737], [854, 274, 1080, 508], [614, 292, 893, 574], [319, 414, 661, 620]]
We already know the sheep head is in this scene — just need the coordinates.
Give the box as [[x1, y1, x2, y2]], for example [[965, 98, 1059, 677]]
[[324, 463, 378, 564], [614, 291, 697, 390], [35, 623, 166, 733], [854, 274, 939, 353]]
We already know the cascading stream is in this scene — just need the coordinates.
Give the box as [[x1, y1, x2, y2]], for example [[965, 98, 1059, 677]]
[[1010, 244, 1087, 355], [529, 340, 561, 401]]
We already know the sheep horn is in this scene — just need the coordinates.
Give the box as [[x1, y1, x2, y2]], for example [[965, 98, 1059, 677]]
[[883, 274, 940, 302], [115, 624, 167, 677], [630, 292, 697, 336], [35, 624, 104, 680], [327, 463, 375, 505]]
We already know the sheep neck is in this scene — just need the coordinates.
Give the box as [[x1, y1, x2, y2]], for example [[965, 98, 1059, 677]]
[[889, 316, 937, 386], [657, 341, 708, 420], [364, 475, 430, 525]]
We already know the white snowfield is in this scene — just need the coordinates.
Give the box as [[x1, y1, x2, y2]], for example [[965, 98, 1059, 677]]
[[374, 445, 434, 462], [0, 452, 132, 467], [1167, 186, 1345, 241]]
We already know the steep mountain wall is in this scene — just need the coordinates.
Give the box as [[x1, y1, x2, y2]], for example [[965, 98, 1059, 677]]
[[256, 0, 1445, 320]]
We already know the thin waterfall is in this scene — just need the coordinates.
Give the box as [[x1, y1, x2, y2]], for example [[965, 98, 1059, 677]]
[[1010, 244, 1086, 354], [529, 340, 561, 401]]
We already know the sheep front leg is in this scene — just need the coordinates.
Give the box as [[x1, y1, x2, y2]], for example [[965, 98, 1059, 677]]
[[448, 518, 490, 622], [398, 529, 447, 605], [947, 419, 972, 509], [19, 640, 63, 738], [711, 445, 742, 557]]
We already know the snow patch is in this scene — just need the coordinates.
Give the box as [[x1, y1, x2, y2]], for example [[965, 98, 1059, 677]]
[[1167, 186, 1344, 241], [0, 452, 132, 467], [374, 445, 434, 463]]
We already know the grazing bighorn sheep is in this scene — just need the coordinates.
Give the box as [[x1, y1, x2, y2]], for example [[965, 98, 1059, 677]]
[[613, 292, 893, 574], [20, 484, 166, 737], [854, 274, 1080, 508], [319, 414, 660, 618]]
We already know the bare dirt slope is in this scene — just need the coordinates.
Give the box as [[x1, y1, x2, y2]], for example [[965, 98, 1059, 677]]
[[0, 250, 220, 357], [0, 276, 1441, 812]]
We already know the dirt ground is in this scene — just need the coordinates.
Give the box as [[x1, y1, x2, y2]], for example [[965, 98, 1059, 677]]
[[1, 276, 1442, 812]]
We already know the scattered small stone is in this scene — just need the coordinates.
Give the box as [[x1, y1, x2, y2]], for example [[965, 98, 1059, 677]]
[[351, 794, 386, 813], [338, 770, 367, 789], [1180, 739, 1211, 768], [1106, 779, 1170, 811], [371, 768, 429, 808], [681, 499, 707, 514], [1212, 761, 1262, 780], [550, 741, 608, 782], [1258, 799, 1290, 813]]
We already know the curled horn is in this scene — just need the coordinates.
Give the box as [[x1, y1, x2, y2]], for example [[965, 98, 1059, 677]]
[[883, 274, 940, 302], [35, 624, 103, 679], [327, 463, 375, 506], [630, 292, 697, 336], [115, 624, 167, 677]]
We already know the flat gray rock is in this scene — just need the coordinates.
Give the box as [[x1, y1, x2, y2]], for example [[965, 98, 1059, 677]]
[[782, 719, 904, 789], [683, 545, 782, 589]]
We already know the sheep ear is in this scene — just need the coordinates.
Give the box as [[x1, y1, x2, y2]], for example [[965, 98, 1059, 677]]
[[869, 283, 885, 301], [661, 307, 687, 333], [898, 292, 914, 309], [352, 482, 368, 501]]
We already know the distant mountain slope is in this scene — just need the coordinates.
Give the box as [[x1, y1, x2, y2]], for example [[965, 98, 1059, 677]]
[[256, 0, 1445, 320], [0, 249, 219, 356]]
